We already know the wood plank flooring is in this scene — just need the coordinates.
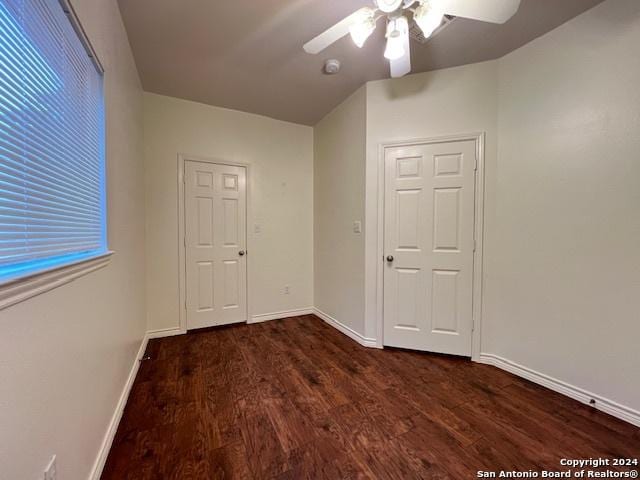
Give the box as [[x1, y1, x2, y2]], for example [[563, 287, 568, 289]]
[[102, 315, 640, 479]]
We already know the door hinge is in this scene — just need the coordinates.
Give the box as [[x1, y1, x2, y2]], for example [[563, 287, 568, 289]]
[[473, 240, 477, 252], [474, 157, 478, 171]]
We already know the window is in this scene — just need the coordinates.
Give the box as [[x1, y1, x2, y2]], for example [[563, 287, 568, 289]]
[[0, 0, 106, 285]]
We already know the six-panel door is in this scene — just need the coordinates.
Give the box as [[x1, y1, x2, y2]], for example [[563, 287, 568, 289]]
[[185, 161, 247, 330], [383, 140, 476, 356]]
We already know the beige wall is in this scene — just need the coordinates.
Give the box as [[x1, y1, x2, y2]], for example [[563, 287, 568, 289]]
[[144, 93, 314, 331], [0, 1, 146, 479], [364, 61, 499, 340], [484, 0, 640, 412], [314, 86, 367, 335]]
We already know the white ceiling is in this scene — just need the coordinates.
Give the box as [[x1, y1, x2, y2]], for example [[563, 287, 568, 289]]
[[117, 0, 605, 125]]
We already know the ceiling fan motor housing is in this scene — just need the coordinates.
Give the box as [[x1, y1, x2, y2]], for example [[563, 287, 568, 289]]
[[375, 0, 404, 13]]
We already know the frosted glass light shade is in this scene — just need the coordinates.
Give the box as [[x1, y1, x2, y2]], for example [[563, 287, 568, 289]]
[[414, 1, 444, 39], [384, 16, 408, 60], [349, 13, 376, 48]]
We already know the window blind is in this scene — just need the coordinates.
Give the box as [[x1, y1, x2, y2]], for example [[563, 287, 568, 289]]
[[0, 0, 106, 283]]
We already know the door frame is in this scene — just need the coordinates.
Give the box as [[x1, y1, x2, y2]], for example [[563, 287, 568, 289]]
[[177, 154, 251, 332], [375, 133, 486, 360]]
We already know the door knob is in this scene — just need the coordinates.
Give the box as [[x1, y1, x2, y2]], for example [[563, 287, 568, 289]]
[[386, 255, 394, 262], [239, 250, 245, 256]]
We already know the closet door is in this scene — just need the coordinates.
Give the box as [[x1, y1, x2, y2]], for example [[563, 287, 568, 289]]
[[383, 140, 476, 356]]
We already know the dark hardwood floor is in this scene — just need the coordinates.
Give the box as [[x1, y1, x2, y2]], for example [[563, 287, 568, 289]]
[[102, 315, 640, 479]]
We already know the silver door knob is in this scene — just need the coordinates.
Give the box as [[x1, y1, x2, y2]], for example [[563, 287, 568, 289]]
[[239, 250, 245, 256], [386, 255, 394, 262]]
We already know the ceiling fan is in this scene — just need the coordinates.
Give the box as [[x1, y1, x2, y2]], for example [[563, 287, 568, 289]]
[[303, 0, 522, 78]]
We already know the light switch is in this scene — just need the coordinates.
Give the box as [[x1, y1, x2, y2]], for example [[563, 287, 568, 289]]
[[353, 221, 362, 234]]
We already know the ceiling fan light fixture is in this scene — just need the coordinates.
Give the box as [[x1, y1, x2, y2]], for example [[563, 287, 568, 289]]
[[414, 1, 444, 39], [349, 9, 376, 48], [384, 36, 404, 60], [384, 16, 408, 61]]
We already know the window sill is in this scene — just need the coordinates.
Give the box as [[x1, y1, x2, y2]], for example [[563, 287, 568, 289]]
[[0, 251, 114, 311]]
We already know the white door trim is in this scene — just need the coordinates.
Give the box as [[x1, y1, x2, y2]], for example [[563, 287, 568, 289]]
[[375, 133, 486, 360], [177, 154, 252, 333]]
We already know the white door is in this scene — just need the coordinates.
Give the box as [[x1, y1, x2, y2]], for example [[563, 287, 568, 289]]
[[184, 161, 247, 330], [383, 140, 476, 356]]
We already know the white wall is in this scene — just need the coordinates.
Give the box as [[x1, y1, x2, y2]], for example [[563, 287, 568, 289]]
[[144, 93, 314, 331], [0, 1, 146, 479], [314, 86, 367, 335], [364, 61, 499, 340], [484, 0, 640, 412]]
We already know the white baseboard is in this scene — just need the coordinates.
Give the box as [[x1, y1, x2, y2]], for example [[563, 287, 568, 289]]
[[250, 307, 313, 323], [146, 327, 186, 339], [313, 308, 379, 348], [89, 332, 150, 480], [479, 353, 640, 427]]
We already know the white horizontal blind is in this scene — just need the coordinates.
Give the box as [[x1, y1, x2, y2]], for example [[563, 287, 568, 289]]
[[0, 0, 105, 282]]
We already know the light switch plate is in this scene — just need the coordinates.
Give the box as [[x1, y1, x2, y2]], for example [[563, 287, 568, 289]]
[[44, 455, 57, 480]]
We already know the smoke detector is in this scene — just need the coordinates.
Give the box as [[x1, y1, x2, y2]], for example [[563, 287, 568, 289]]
[[324, 59, 341, 74]]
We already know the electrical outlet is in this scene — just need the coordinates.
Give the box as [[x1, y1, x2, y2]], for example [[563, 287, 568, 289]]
[[254, 223, 262, 234], [353, 221, 362, 234], [44, 455, 57, 480], [283, 285, 290, 295]]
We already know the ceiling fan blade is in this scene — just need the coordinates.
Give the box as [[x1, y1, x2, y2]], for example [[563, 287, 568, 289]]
[[390, 34, 411, 78], [303, 8, 372, 54], [442, 0, 521, 24]]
